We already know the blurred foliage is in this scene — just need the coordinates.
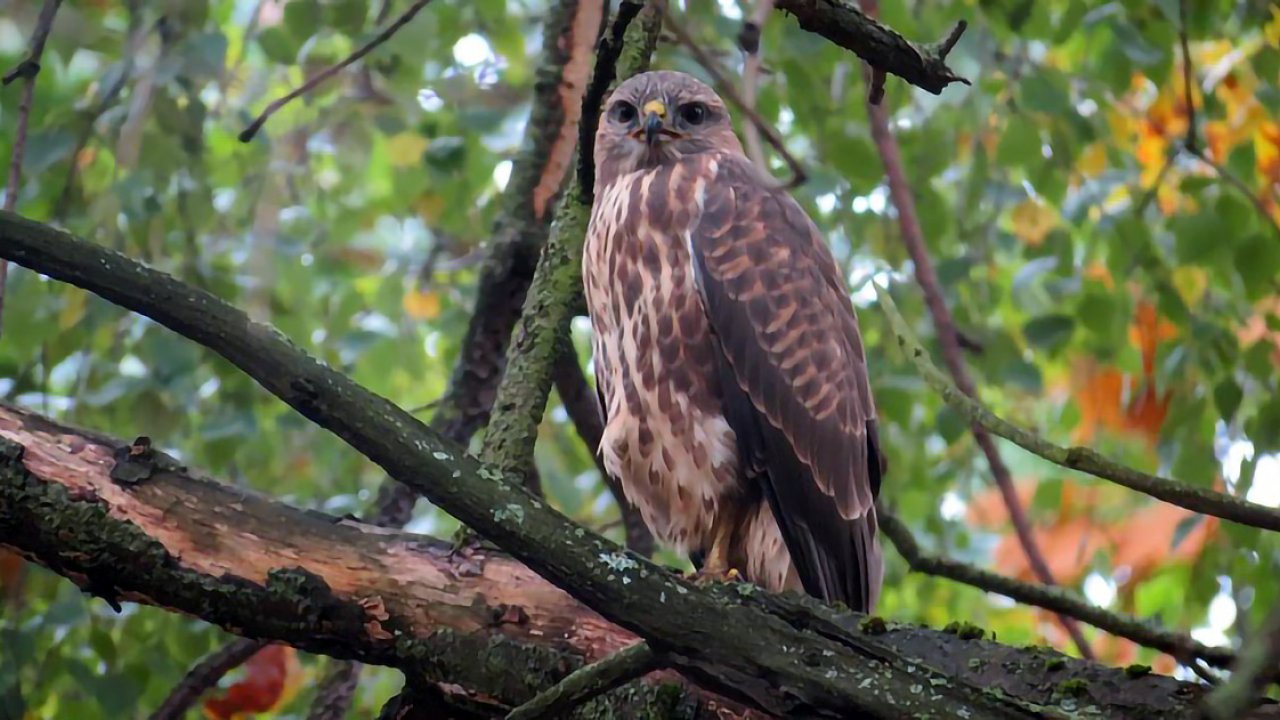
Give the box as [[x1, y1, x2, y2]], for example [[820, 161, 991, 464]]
[[1, 0, 1279, 716]]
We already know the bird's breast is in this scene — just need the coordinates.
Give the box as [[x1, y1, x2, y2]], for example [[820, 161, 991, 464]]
[[582, 162, 740, 552]]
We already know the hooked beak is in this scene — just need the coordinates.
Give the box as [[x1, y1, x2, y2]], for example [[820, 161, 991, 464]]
[[642, 99, 666, 146]]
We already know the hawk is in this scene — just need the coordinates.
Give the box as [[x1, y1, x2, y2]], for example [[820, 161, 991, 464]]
[[583, 70, 886, 611]]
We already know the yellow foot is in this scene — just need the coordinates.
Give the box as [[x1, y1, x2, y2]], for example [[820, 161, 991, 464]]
[[688, 567, 743, 585]]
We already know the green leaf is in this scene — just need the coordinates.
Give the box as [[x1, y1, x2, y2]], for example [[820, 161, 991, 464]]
[[257, 26, 300, 64], [1213, 378, 1243, 422], [284, 0, 322, 40], [1235, 233, 1280, 301], [326, 0, 369, 35], [996, 116, 1041, 167], [1022, 314, 1075, 354], [1246, 395, 1280, 454], [1021, 68, 1072, 116], [1052, 0, 1087, 43]]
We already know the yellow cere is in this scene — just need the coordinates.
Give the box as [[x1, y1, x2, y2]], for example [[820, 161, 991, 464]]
[[642, 100, 666, 118]]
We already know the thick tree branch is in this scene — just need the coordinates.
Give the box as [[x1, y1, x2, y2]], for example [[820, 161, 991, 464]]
[[0, 404, 1223, 718], [506, 642, 661, 720], [878, 511, 1234, 670], [1, 200, 1221, 717], [773, 0, 968, 95], [0, 404, 705, 718], [876, 285, 1280, 533], [302, 4, 614, 711]]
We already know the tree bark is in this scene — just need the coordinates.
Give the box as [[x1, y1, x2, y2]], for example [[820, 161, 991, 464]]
[[0, 403, 1231, 719]]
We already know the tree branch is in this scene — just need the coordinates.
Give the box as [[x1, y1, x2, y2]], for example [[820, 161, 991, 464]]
[[239, 0, 437, 142], [1203, 606, 1280, 720], [306, 661, 363, 720], [506, 642, 661, 720], [662, 5, 806, 189], [148, 638, 267, 720], [738, 0, 776, 168], [479, 2, 658, 479], [878, 511, 1235, 670], [300, 2, 613, 712], [1, 0, 63, 336], [853, 11, 1093, 657], [0, 403, 1220, 718], [875, 284, 1280, 533], [773, 0, 969, 95]]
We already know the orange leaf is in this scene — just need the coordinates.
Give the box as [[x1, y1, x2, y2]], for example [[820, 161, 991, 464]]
[[403, 288, 443, 320], [1107, 503, 1218, 584], [203, 645, 301, 720], [0, 549, 25, 605], [992, 516, 1108, 584]]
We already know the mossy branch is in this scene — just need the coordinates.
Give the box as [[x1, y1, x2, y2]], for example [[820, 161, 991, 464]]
[[506, 642, 661, 720], [878, 511, 1235, 669], [480, 2, 658, 478], [874, 283, 1280, 533], [0, 403, 1215, 719], [774, 0, 969, 95]]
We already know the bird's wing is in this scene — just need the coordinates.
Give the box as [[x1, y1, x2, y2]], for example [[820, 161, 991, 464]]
[[688, 154, 885, 610]]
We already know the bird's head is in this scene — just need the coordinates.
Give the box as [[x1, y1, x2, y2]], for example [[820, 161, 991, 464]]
[[594, 70, 743, 183]]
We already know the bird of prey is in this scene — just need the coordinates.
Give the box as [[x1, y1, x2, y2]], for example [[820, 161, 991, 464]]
[[583, 70, 886, 611]]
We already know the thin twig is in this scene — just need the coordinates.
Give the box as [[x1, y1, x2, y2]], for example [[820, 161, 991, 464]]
[[239, 0, 437, 142], [874, 284, 1280, 532], [505, 642, 661, 720], [53, 2, 145, 220], [1177, 0, 1198, 155], [306, 661, 363, 720], [1202, 606, 1280, 718], [576, 0, 646, 206], [1, 0, 64, 337], [1173, 5, 1277, 237], [878, 511, 1235, 670], [148, 638, 267, 720], [855, 0, 1092, 658], [1185, 146, 1280, 236], [662, 4, 806, 189], [738, 0, 775, 172]]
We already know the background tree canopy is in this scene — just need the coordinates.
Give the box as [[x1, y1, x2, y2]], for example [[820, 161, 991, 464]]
[[1, 0, 1278, 717]]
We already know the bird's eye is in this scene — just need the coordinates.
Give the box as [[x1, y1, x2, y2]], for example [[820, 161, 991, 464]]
[[679, 102, 708, 126], [610, 101, 637, 124]]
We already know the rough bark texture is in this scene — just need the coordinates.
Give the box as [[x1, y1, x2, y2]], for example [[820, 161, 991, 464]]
[[774, 0, 968, 94], [0, 403, 1231, 719], [0, 404, 723, 718]]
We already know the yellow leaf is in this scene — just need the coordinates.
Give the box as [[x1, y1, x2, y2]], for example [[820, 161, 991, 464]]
[[58, 287, 87, 330], [1078, 143, 1107, 177], [403, 289, 442, 320], [1171, 266, 1209, 307], [1266, 5, 1280, 48], [415, 194, 447, 223], [1255, 121, 1280, 183], [385, 132, 429, 169], [1010, 198, 1057, 246]]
